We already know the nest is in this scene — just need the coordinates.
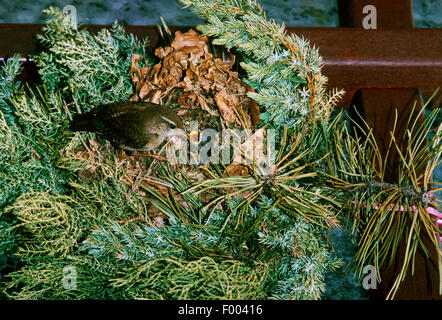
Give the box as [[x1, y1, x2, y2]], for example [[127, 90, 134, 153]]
[[70, 29, 265, 224], [129, 29, 260, 129]]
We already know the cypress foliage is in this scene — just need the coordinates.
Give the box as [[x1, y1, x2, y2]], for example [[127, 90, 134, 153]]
[[1, 1, 440, 300]]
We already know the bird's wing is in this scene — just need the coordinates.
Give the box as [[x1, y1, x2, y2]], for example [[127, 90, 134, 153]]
[[96, 102, 153, 120], [97, 105, 157, 150]]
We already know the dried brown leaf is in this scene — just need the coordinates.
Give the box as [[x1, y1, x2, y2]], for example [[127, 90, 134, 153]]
[[128, 29, 260, 130], [225, 163, 250, 177]]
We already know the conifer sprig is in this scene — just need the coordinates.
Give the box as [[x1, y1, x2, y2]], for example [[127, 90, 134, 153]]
[[180, 0, 344, 129], [0, 5, 343, 300], [35, 7, 150, 108]]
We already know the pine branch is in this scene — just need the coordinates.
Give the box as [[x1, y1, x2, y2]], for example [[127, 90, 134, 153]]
[[323, 105, 442, 298]]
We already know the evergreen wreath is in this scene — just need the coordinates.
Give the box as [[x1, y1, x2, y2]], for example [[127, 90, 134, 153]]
[[0, 0, 440, 300]]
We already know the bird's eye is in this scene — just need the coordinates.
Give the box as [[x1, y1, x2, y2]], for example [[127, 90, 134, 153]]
[[161, 116, 177, 129]]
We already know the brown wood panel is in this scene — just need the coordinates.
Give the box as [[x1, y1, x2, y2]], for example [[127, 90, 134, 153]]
[[338, 0, 414, 28], [0, 24, 441, 108], [340, 0, 441, 300]]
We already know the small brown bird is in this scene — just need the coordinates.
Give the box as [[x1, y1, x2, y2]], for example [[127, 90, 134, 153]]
[[69, 101, 184, 153]]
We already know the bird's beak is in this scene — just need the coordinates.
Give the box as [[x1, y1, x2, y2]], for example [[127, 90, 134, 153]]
[[188, 130, 199, 141]]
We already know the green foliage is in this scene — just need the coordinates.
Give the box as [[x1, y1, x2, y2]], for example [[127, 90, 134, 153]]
[[133, 167, 342, 299], [1, 2, 400, 300], [35, 7, 150, 108], [323, 106, 442, 298], [110, 256, 269, 299], [0, 54, 22, 107], [0, 58, 68, 210], [180, 0, 344, 130], [3, 256, 124, 299], [3, 254, 268, 300], [6, 192, 89, 259], [254, 196, 342, 299]]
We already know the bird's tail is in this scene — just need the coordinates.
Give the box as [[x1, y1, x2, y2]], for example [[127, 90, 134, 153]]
[[69, 113, 98, 132]]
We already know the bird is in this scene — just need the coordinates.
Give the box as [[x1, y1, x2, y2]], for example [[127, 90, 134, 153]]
[[69, 101, 184, 155]]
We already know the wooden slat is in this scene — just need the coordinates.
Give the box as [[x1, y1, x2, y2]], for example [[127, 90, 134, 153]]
[[338, 0, 414, 28], [0, 24, 441, 108], [339, 0, 441, 300]]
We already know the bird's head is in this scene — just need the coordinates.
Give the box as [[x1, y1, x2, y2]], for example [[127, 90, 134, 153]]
[[154, 108, 185, 138]]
